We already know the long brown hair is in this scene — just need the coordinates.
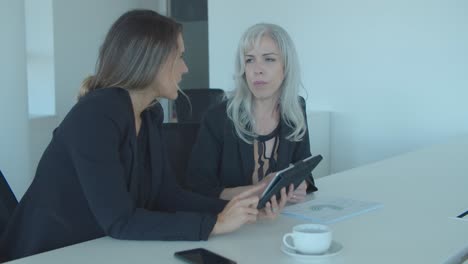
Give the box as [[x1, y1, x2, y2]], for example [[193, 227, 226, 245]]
[[78, 9, 182, 99]]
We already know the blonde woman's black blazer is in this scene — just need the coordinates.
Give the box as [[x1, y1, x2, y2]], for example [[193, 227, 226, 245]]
[[186, 99, 318, 198]]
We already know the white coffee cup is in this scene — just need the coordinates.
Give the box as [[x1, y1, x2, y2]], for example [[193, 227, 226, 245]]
[[282, 224, 332, 255]]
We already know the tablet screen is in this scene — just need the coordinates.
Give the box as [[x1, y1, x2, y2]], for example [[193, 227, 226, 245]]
[[257, 154, 322, 209], [259, 165, 292, 198]]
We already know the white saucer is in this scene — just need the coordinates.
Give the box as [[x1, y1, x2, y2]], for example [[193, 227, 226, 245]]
[[281, 240, 343, 261]]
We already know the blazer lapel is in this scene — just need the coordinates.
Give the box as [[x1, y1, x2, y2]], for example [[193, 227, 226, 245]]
[[226, 120, 254, 185], [127, 117, 139, 198], [124, 91, 138, 195], [128, 135, 137, 177], [277, 120, 293, 170], [238, 136, 254, 184], [144, 107, 164, 204]]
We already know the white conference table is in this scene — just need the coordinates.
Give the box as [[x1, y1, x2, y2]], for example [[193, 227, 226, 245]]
[[8, 135, 468, 263]]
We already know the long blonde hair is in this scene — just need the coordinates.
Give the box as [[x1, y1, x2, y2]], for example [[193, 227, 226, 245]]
[[78, 9, 182, 99], [226, 23, 306, 144]]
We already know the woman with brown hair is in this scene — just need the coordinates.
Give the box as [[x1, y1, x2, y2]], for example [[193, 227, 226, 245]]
[[0, 10, 264, 262]]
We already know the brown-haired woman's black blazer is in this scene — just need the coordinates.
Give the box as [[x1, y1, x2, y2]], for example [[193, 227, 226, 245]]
[[0, 88, 226, 262]]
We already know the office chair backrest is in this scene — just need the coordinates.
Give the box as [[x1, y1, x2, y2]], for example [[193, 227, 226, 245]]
[[175, 88, 225, 123], [0, 169, 18, 234], [161, 123, 200, 190]]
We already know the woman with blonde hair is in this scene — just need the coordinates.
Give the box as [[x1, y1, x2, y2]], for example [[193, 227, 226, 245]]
[[187, 23, 317, 209]]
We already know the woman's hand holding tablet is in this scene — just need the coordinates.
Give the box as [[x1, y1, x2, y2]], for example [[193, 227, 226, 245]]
[[257, 155, 323, 209]]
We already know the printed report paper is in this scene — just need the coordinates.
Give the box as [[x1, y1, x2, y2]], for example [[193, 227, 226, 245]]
[[282, 195, 383, 224]]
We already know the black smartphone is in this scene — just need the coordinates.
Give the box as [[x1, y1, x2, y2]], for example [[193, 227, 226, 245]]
[[174, 248, 237, 264]]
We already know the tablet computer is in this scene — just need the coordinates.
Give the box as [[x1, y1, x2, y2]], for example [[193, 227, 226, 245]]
[[257, 154, 322, 209]]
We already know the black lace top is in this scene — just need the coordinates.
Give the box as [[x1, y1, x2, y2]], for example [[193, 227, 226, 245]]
[[252, 124, 280, 183]]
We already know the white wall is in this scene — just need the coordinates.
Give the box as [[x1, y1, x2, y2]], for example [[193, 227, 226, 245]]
[[25, 0, 56, 117], [1, 0, 167, 198], [0, 0, 30, 198], [208, 0, 468, 173]]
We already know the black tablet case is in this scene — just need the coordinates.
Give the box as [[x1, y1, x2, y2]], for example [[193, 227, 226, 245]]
[[257, 154, 323, 209]]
